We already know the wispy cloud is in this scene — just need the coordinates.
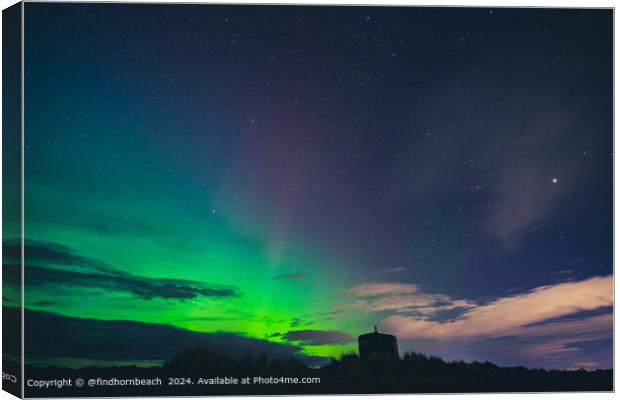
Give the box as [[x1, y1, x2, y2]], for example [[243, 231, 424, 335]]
[[348, 276, 613, 369], [382, 276, 612, 340], [482, 106, 584, 246], [347, 282, 419, 297], [347, 282, 475, 316], [407, 314, 613, 370]]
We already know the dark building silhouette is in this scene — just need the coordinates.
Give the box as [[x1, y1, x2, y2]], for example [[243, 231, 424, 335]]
[[358, 326, 399, 361]]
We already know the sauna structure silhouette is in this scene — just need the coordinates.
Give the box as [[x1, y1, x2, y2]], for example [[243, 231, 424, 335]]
[[358, 326, 399, 361]]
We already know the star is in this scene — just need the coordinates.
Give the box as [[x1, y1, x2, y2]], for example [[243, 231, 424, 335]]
[[552, 177, 559, 184]]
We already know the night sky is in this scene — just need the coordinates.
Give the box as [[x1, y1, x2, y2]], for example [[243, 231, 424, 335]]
[[11, 3, 613, 370]]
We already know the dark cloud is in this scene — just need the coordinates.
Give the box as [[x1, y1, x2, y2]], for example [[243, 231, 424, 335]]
[[14, 307, 328, 365], [283, 330, 354, 345], [3, 239, 240, 302], [25, 265, 238, 301], [274, 273, 306, 280], [4, 239, 119, 275], [32, 300, 59, 306]]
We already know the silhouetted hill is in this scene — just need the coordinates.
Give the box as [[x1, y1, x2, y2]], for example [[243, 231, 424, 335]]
[[23, 346, 612, 397]]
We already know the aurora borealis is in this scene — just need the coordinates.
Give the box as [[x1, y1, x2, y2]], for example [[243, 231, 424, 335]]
[[6, 3, 613, 370]]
